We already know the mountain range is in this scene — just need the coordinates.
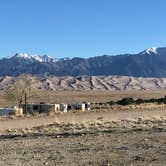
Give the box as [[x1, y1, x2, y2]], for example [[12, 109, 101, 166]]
[[1, 47, 166, 77]]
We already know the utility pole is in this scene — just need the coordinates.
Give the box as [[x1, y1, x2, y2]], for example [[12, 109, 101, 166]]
[[25, 93, 27, 114]]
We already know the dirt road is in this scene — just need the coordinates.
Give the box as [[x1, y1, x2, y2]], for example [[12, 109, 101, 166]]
[[0, 109, 166, 132]]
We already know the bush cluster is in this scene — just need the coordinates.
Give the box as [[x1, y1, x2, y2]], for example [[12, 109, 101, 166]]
[[109, 96, 166, 106], [117, 98, 135, 105]]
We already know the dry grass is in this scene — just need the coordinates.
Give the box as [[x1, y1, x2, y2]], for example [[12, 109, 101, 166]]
[[1, 89, 166, 107]]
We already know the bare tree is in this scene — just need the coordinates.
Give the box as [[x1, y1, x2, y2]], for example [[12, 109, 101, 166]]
[[3, 87, 17, 107], [4, 74, 32, 111]]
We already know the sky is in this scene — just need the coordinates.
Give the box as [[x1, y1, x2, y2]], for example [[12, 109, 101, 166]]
[[0, 0, 166, 58]]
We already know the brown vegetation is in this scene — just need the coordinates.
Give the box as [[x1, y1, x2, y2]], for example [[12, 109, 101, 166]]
[[1, 89, 166, 107]]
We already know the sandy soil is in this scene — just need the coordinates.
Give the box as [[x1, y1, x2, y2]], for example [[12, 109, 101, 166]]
[[0, 109, 166, 132], [0, 110, 166, 165], [0, 117, 166, 165]]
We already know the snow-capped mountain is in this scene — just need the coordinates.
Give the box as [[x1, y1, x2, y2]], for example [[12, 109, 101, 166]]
[[141, 47, 166, 55], [145, 47, 157, 54], [0, 47, 166, 77], [12, 53, 57, 63]]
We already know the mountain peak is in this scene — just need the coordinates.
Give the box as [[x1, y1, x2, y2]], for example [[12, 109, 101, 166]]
[[14, 53, 32, 59], [145, 47, 157, 54], [1, 47, 166, 77], [12, 53, 57, 63], [140, 47, 158, 55], [141, 47, 166, 55]]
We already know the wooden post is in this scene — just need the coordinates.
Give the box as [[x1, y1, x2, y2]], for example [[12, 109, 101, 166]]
[[25, 93, 27, 114]]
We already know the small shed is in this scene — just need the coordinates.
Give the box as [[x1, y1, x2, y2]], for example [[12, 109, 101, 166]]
[[54, 104, 60, 111], [68, 102, 91, 111], [0, 108, 14, 116], [60, 103, 68, 112], [21, 103, 53, 114]]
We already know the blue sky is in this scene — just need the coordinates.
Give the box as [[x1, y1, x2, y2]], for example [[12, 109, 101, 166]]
[[0, 0, 166, 58]]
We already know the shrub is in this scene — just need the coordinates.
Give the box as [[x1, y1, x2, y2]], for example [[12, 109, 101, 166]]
[[116, 96, 166, 106], [148, 98, 158, 103], [135, 98, 145, 104], [107, 101, 115, 105], [157, 98, 166, 104], [117, 97, 135, 105]]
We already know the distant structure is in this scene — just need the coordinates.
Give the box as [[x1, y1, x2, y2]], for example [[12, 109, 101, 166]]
[[21, 103, 55, 114], [0, 108, 14, 116], [20, 102, 91, 115], [0, 102, 91, 117], [0, 107, 23, 116]]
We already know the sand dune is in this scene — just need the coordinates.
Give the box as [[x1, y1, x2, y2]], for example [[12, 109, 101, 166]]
[[1, 75, 166, 91]]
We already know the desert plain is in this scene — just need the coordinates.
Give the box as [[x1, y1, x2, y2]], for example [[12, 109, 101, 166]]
[[0, 90, 166, 165]]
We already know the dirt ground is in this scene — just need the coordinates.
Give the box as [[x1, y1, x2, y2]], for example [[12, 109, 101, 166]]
[[1, 90, 166, 165], [0, 118, 166, 165], [0, 110, 166, 165], [0, 109, 166, 132]]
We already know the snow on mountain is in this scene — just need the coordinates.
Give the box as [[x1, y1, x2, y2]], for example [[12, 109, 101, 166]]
[[2, 47, 166, 77], [12, 53, 57, 63], [145, 47, 157, 54], [141, 47, 158, 55], [8, 47, 166, 64], [14, 53, 32, 60]]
